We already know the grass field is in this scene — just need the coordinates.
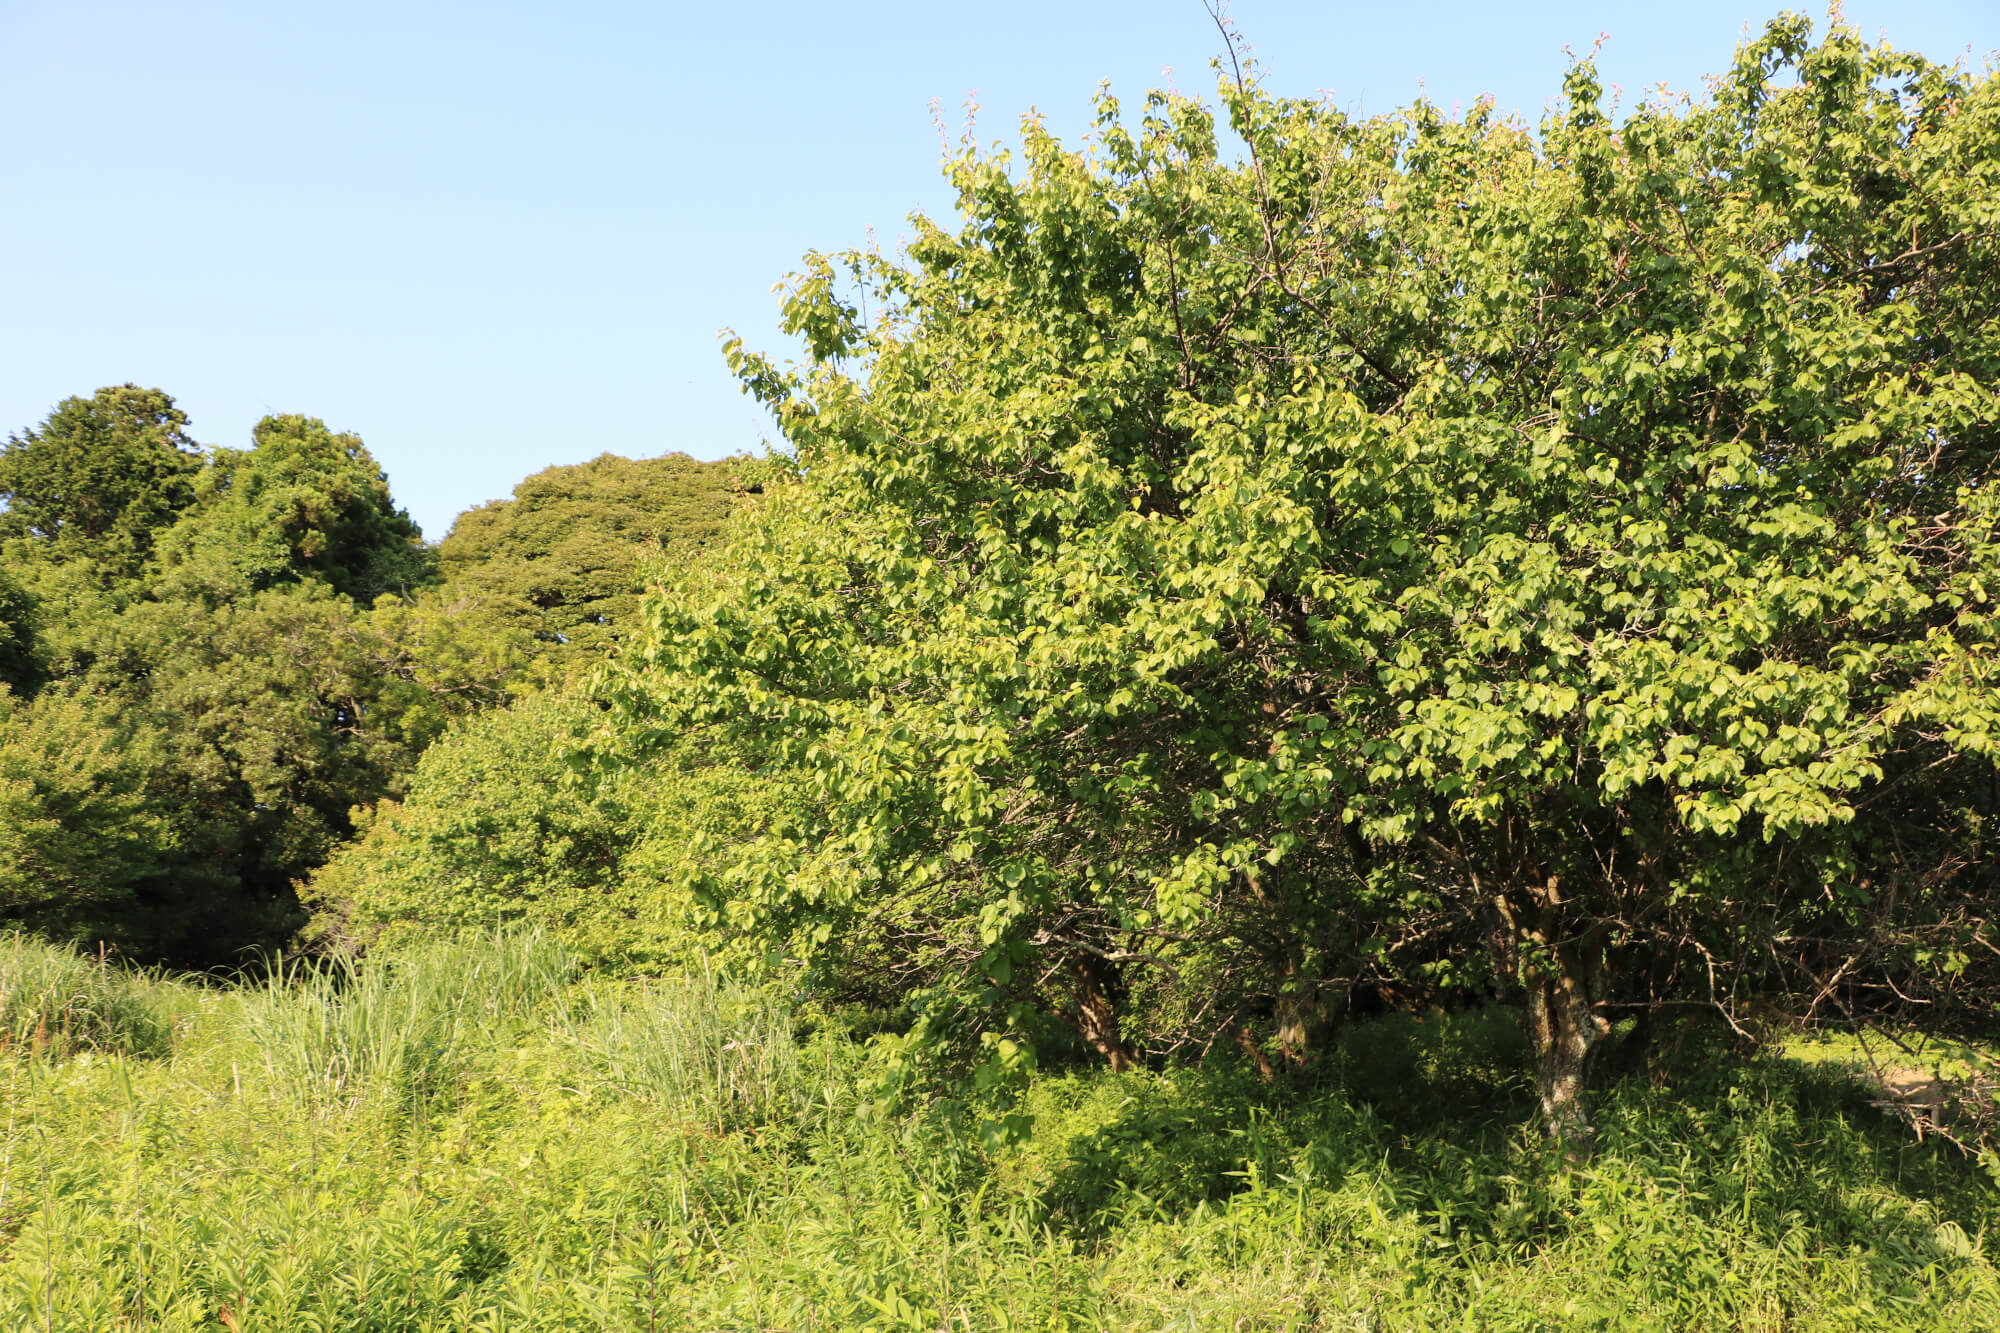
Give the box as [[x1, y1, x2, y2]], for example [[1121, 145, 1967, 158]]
[[2, 931, 1996, 1331]]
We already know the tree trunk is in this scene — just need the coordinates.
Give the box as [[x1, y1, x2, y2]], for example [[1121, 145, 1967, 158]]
[[1273, 961, 1343, 1071], [1076, 954, 1134, 1072], [1502, 877, 1611, 1155], [1523, 954, 1608, 1154]]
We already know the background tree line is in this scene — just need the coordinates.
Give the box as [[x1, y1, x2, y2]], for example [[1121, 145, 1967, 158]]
[[0, 383, 742, 964]]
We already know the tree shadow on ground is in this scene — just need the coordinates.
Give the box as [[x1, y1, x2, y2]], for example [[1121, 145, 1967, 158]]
[[1017, 1005, 1997, 1291], [1020, 1007, 1534, 1235]]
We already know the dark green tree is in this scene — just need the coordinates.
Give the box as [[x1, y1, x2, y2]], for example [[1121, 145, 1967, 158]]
[[0, 395, 521, 961], [0, 690, 169, 940], [0, 384, 203, 580], [437, 452, 741, 674], [0, 568, 34, 695], [2, 578, 521, 960], [152, 413, 432, 604]]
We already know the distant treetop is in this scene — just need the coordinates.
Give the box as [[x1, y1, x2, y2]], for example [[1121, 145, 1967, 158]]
[[152, 413, 433, 604], [438, 451, 743, 672], [0, 385, 204, 580]]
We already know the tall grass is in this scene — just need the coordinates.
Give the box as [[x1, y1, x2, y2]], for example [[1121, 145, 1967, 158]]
[[236, 929, 577, 1111], [2, 933, 1997, 1329], [0, 932, 180, 1057], [551, 968, 807, 1130]]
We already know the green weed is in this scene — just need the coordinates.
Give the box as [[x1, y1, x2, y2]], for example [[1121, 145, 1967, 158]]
[[1, 934, 1996, 1330], [0, 932, 181, 1058], [551, 967, 808, 1131], [235, 928, 576, 1112]]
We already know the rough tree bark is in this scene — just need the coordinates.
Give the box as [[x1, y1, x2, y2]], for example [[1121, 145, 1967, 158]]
[[1075, 953, 1135, 1072], [1273, 958, 1342, 1070], [1501, 877, 1611, 1155]]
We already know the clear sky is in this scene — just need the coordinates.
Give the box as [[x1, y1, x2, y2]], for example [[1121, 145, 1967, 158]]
[[3, 1, 1994, 540]]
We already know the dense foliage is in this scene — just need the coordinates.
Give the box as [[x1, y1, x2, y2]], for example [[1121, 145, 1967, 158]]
[[437, 451, 741, 675], [151, 413, 435, 604], [0, 384, 202, 581], [297, 452, 754, 960], [0, 378, 743, 962], [606, 16, 2000, 1139], [303, 689, 780, 968], [6, 14, 2000, 1326], [0, 390, 498, 959]]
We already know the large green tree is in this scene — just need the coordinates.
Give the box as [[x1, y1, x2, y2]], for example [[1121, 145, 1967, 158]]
[[0, 384, 203, 580], [609, 16, 2000, 1141], [151, 413, 432, 604], [0, 397, 520, 961], [293, 455, 758, 963], [438, 451, 741, 674]]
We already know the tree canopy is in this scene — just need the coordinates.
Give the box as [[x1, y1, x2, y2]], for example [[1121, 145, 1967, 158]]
[[438, 451, 742, 674], [0, 384, 750, 962], [0, 384, 202, 579], [606, 15, 2000, 1140], [3, 12, 1995, 1155], [151, 413, 433, 604], [0, 396, 516, 961]]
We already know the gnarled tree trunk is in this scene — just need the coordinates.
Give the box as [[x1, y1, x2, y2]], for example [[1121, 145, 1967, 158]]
[[1273, 959, 1343, 1071], [1502, 877, 1611, 1155], [1523, 950, 1609, 1152], [1075, 953, 1135, 1072]]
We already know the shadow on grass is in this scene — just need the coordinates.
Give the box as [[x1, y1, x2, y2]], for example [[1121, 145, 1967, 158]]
[[1013, 1005, 1999, 1288], [1017, 1006, 1535, 1236]]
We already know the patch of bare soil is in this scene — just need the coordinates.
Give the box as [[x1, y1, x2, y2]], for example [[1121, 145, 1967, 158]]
[[1866, 1064, 1999, 1153]]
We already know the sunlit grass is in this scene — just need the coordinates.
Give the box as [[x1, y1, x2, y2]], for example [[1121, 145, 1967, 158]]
[[235, 928, 577, 1113], [1, 933, 1996, 1330], [0, 932, 186, 1059], [1783, 1027, 1999, 1086]]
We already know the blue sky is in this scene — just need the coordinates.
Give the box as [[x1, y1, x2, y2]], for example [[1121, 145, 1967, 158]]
[[3, 1, 1994, 540]]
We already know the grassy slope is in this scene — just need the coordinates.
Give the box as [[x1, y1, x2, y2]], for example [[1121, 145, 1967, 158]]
[[2, 933, 1996, 1331]]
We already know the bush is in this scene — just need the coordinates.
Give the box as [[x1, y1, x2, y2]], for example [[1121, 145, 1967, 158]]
[[303, 689, 781, 971]]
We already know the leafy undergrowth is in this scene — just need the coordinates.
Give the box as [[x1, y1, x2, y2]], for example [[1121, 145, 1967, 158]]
[[1784, 1028, 1999, 1087], [1778, 1028, 2000, 1158], [2, 936, 1996, 1330]]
